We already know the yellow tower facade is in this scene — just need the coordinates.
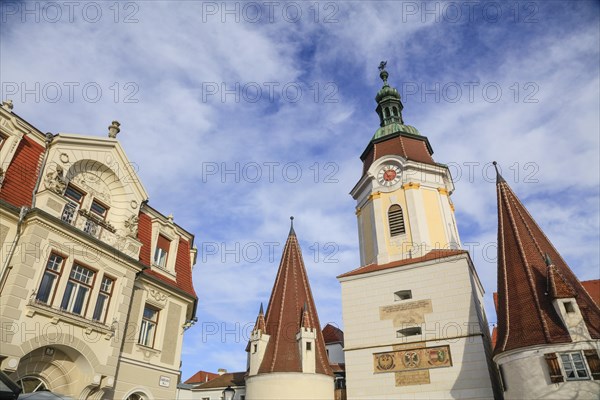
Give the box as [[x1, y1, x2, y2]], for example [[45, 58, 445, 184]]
[[352, 63, 460, 267]]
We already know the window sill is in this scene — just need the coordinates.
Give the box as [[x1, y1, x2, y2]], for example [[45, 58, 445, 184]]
[[26, 299, 114, 338], [135, 343, 161, 361], [151, 263, 177, 279]]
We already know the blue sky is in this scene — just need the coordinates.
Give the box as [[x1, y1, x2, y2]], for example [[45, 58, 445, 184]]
[[1, 0, 599, 380]]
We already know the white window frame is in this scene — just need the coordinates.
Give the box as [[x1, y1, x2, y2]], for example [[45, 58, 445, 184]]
[[138, 305, 159, 347], [60, 264, 95, 316], [153, 247, 168, 268], [560, 352, 590, 381]]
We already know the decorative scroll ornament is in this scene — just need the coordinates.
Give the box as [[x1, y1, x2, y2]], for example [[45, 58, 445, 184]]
[[149, 288, 168, 303], [44, 165, 66, 194], [124, 214, 139, 237]]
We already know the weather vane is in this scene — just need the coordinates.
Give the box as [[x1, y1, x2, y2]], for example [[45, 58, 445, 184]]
[[378, 61, 389, 85]]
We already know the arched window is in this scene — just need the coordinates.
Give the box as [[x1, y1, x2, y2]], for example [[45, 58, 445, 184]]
[[16, 376, 48, 393], [126, 393, 147, 400], [388, 205, 406, 236], [392, 106, 398, 116], [384, 108, 390, 118]]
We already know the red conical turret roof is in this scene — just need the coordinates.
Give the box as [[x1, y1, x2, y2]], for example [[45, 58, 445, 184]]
[[494, 164, 600, 354], [257, 220, 332, 375]]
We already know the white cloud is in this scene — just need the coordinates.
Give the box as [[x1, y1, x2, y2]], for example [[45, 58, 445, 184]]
[[2, 1, 598, 379]]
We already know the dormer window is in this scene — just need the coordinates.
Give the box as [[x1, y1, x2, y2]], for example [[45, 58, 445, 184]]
[[564, 301, 575, 314], [153, 235, 170, 268]]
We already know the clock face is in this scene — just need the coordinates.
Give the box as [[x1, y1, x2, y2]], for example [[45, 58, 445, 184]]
[[377, 164, 401, 186]]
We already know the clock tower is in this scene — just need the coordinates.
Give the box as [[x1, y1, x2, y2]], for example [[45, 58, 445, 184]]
[[338, 64, 500, 399], [351, 62, 460, 266]]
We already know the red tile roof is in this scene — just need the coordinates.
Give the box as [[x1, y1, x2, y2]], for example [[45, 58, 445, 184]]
[[137, 212, 153, 265], [494, 176, 600, 355], [582, 280, 600, 307], [137, 210, 197, 298], [0, 135, 44, 207], [184, 370, 219, 384], [361, 133, 435, 175], [194, 372, 245, 389], [257, 228, 332, 376], [337, 249, 468, 278], [548, 266, 577, 299], [329, 363, 345, 373], [322, 324, 344, 345]]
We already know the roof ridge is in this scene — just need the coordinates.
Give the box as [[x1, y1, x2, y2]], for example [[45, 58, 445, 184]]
[[258, 227, 332, 375], [499, 182, 552, 344], [494, 178, 600, 354]]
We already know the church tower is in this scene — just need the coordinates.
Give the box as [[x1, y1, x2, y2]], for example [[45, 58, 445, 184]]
[[338, 64, 500, 399], [492, 165, 600, 399], [245, 218, 334, 400], [352, 62, 460, 266]]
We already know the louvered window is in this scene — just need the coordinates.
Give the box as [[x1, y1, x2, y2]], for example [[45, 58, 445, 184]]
[[583, 350, 600, 380], [544, 353, 564, 383], [388, 205, 406, 236]]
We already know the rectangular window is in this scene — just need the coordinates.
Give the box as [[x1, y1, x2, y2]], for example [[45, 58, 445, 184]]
[[564, 301, 575, 313], [64, 185, 84, 203], [62, 185, 84, 224], [60, 264, 95, 315], [92, 276, 114, 323], [90, 200, 108, 218], [138, 305, 159, 347], [36, 253, 64, 304], [560, 352, 589, 381], [153, 235, 170, 268], [396, 327, 422, 338], [306, 342, 312, 351], [394, 290, 412, 301]]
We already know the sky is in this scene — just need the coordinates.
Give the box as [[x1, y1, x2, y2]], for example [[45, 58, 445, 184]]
[[1, 0, 599, 380]]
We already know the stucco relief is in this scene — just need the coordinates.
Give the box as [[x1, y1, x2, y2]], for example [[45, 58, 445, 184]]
[[380, 299, 433, 326], [124, 215, 139, 237], [148, 288, 169, 305], [71, 171, 111, 205], [44, 165, 67, 194]]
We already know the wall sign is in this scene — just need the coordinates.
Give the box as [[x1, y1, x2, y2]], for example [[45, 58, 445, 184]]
[[159, 376, 170, 387]]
